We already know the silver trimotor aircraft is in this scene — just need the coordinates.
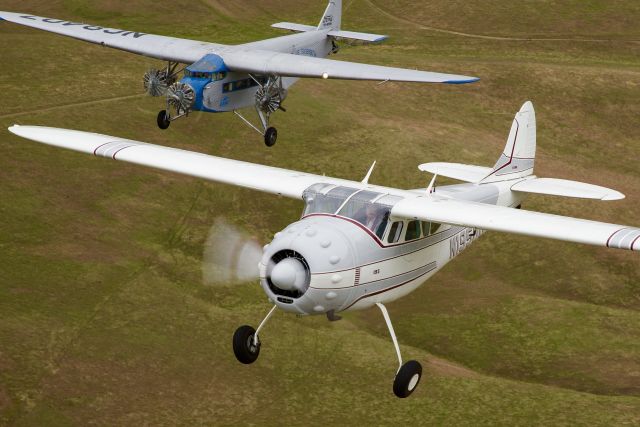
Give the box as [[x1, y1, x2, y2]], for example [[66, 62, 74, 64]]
[[9, 102, 639, 398], [0, 1, 478, 146]]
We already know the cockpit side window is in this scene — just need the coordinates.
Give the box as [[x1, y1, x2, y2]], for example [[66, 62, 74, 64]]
[[337, 191, 390, 236]]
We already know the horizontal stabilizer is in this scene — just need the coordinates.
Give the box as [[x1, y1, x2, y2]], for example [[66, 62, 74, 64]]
[[418, 163, 492, 183], [271, 22, 317, 32], [327, 30, 388, 43], [511, 178, 624, 201]]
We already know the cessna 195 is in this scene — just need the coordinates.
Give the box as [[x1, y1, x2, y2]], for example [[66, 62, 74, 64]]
[[9, 102, 638, 398], [0, 1, 478, 146]]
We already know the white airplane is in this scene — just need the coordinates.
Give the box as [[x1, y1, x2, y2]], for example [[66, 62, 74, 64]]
[[0, 1, 478, 147], [8, 102, 638, 398]]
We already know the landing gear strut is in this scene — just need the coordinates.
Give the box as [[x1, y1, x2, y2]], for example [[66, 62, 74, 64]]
[[233, 74, 287, 147], [233, 305, 277, 364], [376, 303, 423, 398]]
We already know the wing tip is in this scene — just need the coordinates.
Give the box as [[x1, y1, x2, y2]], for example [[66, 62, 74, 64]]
[[602, 191, 626, 201], [444, 77, 480, 84]]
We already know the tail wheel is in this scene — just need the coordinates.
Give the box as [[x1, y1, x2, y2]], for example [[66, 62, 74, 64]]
[[393, 360, 422, 398], [233, 325, 261, 364]]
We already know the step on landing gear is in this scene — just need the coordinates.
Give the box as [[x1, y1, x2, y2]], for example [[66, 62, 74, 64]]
[[233, 305, 277, 364], [376, 302, 423, 398]]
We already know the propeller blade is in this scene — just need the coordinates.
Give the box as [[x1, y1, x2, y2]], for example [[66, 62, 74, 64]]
[[202, 218, 264, 286]]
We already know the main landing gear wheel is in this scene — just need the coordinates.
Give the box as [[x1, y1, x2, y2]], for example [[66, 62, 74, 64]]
[[233, 325, 261, 364], [264, 127, 278, 147], [157, 110, 171, 130], [393, 360, 422, 398]]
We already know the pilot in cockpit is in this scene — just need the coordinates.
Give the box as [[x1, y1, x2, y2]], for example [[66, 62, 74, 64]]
[[355, 204, 389, 238]]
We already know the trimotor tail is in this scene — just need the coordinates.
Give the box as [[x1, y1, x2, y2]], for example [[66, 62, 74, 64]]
[[481, 101, 536, 183], [318, 0, 342, 31]]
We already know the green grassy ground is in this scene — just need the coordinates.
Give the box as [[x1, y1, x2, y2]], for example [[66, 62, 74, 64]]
[[0, 0, 639, 425]]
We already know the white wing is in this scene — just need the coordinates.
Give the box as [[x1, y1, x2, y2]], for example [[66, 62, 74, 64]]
[[10, 126, 637, 252], [0, 11, 218, 63], [222, 49, 479, 83], [7, 126, 355, 199], [1, 11, 478, 83], [391, 196, 640, 251]]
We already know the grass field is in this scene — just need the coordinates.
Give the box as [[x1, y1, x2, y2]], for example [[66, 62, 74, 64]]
[[0, 0, 639, 425]]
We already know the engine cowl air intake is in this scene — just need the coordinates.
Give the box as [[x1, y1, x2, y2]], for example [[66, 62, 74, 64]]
[[266, 250, 310, 299]]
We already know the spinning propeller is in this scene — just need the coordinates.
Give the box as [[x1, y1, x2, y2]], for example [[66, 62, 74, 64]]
[[202, 218, 264, 286]]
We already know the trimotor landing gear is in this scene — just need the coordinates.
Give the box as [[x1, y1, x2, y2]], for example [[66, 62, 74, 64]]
[[376, 302, 423, 398], [264, 127, 278, 147], [233, 305, 277, 365], [157, 110, 171, 130], [155, 82, 195, 130], [233, 74, 287, 147]]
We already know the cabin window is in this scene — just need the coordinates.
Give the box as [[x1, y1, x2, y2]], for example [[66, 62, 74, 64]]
[[421, 222, 430, 237], [430, 222, 442, 235], [214, 72, 227, 81], [222, 76, 267, 93], [405, 220, 421, 241], [387, 221, 404, 243]]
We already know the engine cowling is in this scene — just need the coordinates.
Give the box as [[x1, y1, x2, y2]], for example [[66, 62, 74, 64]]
[[167, 82, 196, 115], [143, 69, 175, 97]]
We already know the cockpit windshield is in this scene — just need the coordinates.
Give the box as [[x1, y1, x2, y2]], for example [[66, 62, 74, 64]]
[[303, 185, 359, 216], [302, 184, 403, 240]]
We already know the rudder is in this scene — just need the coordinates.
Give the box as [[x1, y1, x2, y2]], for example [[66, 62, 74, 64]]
[[481, 101, 536, 183], [318, 0, 342, 30]]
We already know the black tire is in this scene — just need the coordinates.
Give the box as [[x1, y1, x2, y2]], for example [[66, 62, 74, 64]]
[[393, 360, 422, 398], [157, 110, 171, 130], [233, 325, 261, 364], [264, 127, 278, 147]]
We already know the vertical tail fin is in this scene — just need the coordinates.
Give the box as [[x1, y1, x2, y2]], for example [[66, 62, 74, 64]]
[[318, 0, 342, 30], [481, 101, 536, 183]]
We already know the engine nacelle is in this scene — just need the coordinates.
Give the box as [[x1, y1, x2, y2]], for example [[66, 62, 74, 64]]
[[259, 216, 364, 316]]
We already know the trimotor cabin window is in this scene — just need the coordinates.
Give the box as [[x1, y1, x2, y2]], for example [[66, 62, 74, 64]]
[[387, 221, 404, 243], [405, 220, 421, 241]]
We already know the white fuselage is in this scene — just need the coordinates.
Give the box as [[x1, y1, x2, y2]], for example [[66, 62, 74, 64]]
[[259, 180, 524, 315]]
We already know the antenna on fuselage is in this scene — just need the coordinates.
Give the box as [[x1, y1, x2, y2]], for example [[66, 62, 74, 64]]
[[361, 161, 377, 185], [426, 174, 438, 194]]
